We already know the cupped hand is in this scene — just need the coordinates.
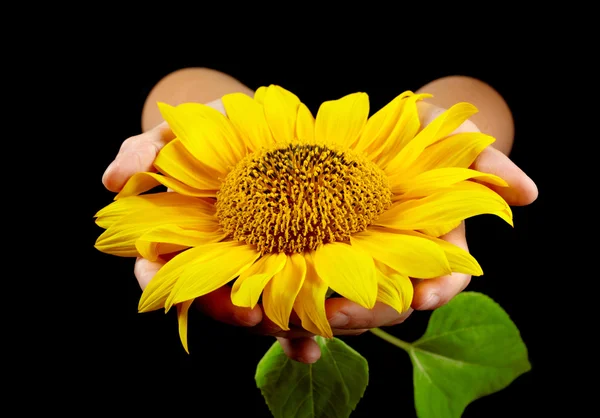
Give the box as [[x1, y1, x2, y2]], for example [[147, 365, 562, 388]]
[[102, 98, 538, 365]]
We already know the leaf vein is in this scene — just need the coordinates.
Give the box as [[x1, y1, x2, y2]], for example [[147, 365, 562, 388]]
[[281, 371, 311, 413], [413, 323, 508, 346], [410, 349, 454, 402], [320, 341, 351, 401]]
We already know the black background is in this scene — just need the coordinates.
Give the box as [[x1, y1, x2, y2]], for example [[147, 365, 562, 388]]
[[66, 34, 568, 417]]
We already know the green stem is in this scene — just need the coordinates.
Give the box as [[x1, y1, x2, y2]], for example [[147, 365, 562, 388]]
[[369, 328, 413, 352]]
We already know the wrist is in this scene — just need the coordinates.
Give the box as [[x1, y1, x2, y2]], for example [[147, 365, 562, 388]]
[[416, 76, 514, 155], [141, 68, 254, 132]]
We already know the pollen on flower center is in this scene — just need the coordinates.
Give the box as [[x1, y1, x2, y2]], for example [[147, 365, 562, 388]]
[[216, 143, 392, 254]]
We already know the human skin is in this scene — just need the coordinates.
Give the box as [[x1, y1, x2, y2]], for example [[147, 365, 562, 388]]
[[102, 68, 538, 364]]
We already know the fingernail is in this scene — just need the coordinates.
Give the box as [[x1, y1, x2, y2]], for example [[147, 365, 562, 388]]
[[418, 293, 440, 310], [329, 313, 349, 327]]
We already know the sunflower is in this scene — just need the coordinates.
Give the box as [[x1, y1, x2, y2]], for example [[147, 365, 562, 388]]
[[95, 85, 512, 352]]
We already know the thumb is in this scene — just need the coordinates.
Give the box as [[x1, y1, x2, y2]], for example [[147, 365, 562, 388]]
[[471, 146, 538, 206], [102, 98, 225, 192]]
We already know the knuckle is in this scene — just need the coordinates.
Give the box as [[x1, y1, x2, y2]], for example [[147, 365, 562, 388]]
[[133, 149, 147, 171], [119, 132, 160, 157], [119, 133, 143, 153], [351, 310, 376, 329], [129, 142, 159, 172]]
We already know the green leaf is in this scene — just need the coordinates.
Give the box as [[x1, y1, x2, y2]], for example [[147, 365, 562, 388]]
[[255, 336, 369, 418], [409, 291, 531, 418]]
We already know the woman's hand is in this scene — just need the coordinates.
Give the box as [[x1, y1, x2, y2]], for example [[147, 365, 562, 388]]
[[102, 98, 538, 364]]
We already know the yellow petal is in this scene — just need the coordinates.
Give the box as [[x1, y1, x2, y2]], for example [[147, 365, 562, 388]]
[[293, 252, 332, 338], [262, 253, 307, 330], [157, 102, 240, 173], [386, 102, 479, 173], [154, 138, 223, 191], [135, 225, 225, 262], [375, 261, 413, 313], [296, 103, 315, 143], [375, 93, 431, 169], [95, 193, 209, 229], [165, 243, 260, 311], [352, 91, 413, 155], [176, 102, 246, 161], [254, 86, 267, 104], [375, 181, 513, 230], [402, 231, 483, 276], [391, 167, 508, 198], [95, 206, 215, 257], [138, 242, 242, 312], [222, 92, 275, 151], [313, 242, 377, 309], [230, 252, 287, 308], [350, 230, 451, 279], [419, 222, 461, 238], [116, 172, 216, 199], [177, 299, 194, 354], [264, 85, 301, 143], [315, 93, 369, 147], [408, 132, 496, 175]]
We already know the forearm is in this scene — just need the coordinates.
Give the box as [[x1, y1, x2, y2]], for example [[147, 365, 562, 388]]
[[141, 70, 514, 155], [141, 68, 254, 132], [416, 76, 514, 155]]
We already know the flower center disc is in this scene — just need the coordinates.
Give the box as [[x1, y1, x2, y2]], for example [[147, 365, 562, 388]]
[[216, 143, 392, 254]]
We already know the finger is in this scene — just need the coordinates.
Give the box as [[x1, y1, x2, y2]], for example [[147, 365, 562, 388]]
[[134, 257, 164, 290], [472, 146, 538, 206], [288, 298, 412, 329], [417, 101, 538, 207], [412, 223, 471, 310], [102, 98, 225, 192], [417, 101, 480, 135], [134, 257, 262, 327], [194, 286, 262, 327], [102, 122, 172, 192], [252, 309, 314, 338], [325, 299, 413, 329], [261, 310, 371, 337], [276, 337, 321, 364]]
